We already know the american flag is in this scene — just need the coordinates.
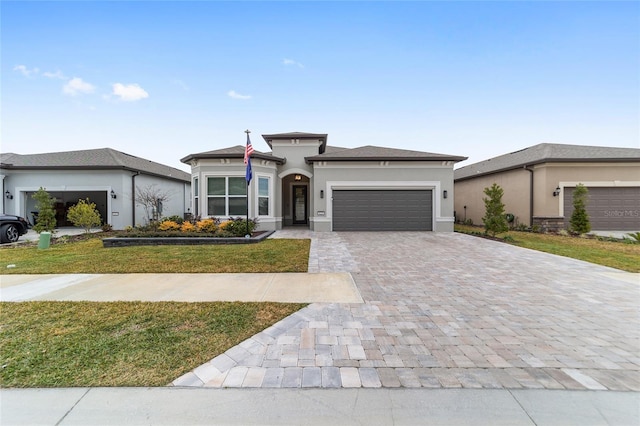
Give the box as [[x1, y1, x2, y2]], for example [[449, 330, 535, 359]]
[[244, 133, 254, 165], [244, 131, 254, 183]]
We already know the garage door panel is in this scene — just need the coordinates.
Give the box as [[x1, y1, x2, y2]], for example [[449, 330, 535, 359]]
[[564, 187, 640, 231], [333, 190, 432, 231]]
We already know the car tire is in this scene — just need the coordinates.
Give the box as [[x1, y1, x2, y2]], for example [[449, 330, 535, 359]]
[[0, 224, 20, 243]]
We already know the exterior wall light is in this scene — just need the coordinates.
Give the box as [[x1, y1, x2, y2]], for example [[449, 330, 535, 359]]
[[5, 190, 13, 200], [294, 174, 302, 181], [552, 186, 561, 197], [443, 190, 448, 199], [320, 190, 324, 199], [110, 190, 117, 199]]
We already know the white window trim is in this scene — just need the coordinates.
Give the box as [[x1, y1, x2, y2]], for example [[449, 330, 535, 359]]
[[204, 173, 251, 218], [255, 174, 273, 218]]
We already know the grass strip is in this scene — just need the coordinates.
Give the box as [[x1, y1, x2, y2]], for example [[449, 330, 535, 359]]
[[0, 238, 310, 274], [1, 301, 306, 387], [455, 225, 640, 273]]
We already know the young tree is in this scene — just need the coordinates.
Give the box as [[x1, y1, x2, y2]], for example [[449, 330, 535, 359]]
[[135, 184, 172, 224], [569, 183, 591, 234], [67, 198, 102, 233], [482, 183, 509, 237], [31, 187, 56, 234]]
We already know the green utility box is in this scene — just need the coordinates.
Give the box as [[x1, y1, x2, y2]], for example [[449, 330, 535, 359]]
[[38, 232, 51, 249]]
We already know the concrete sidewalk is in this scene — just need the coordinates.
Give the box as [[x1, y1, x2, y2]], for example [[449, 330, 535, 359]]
[[0, 273, 363, 303], [2, 387, 637, 425]]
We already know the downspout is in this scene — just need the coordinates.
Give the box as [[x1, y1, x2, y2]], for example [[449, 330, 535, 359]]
[[132, 171, 140, 226], [524, 166, 534, 226]]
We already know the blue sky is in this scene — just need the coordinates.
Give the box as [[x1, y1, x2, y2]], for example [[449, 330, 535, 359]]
[[2, 1, 638, 172]]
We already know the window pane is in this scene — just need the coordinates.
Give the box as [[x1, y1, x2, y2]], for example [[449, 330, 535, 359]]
[[208, 197, 225, 215], [207, 177, 225, 195], [259, 197, 269, 216], [258, 177, 269, 197], [194, 178, 199, 196], [229, 197, 246, 215], [229, 177, 247, 195]]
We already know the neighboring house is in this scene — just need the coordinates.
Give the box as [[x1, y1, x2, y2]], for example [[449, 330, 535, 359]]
[[1, 148, 191, 229], [181, 132, 467, 232], [454, 143, 640, 232]]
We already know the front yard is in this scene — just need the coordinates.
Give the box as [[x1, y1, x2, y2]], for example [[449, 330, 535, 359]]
[[455, 224, 640, 273], [1, 230, 637, 388], [0, 236, 310, 274], [0, 235, 310, 387]]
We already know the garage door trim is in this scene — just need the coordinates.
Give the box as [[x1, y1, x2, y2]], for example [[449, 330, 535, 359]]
[[325, 180, 441, 232]]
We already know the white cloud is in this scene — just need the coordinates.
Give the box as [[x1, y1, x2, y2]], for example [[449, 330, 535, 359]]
[[112, 83, 149, 101], [13, 65, 39, 77], [43, 70, 66, 80], [63, 77, 96, 96], [227, 90, 251, 100], [283, 58, 304, 68]]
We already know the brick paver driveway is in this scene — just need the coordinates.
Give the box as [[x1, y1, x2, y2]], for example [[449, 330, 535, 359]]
[[174, 232, 640, 390]]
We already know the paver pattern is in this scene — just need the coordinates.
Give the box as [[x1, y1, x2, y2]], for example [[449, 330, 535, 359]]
[[173, 231, 640, 390]]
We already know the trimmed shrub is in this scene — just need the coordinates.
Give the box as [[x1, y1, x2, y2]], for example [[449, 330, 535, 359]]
[[482, 183, 509, 237], [162, 215, 184, 225], [159, 221, 180, 231], [32, 187, 57, 234], [569, 184, 591, 235], [67, 198, 102, 233], [196, 218, 218, 233], [180, 222, 196, 232]]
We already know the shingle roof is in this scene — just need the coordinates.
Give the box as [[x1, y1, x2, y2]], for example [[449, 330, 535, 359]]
[[305, 145, 467, 163], [180, 145, 286, 164], [454, 143, 640, 181], [0, 148, 190, 182]]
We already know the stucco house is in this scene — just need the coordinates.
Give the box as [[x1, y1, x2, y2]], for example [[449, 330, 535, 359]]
[[181, 132, 467, 232], [1, 148, 191, 229], [454, 143, 640, 232]]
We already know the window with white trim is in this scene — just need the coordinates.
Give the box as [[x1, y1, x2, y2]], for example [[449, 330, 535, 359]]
[[258, 176, 270, 216], [193, 177, 199, 216], [207, 177, 247, 216]]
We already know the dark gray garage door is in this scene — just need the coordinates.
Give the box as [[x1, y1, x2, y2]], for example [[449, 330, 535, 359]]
[[563, 187, 640, 231], [333, 190, 432, 231]]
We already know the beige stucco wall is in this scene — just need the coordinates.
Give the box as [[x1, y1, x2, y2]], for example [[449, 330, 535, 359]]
[[454, 161, 640, 227], [535, 162, 640, 217], [454, 168, 531, 226]]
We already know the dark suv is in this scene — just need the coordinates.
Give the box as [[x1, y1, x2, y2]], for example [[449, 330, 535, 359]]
[[0, 214, 30, 243]]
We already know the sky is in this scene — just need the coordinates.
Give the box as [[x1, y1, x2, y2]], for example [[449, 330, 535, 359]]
[[2, 1, 638, 173]]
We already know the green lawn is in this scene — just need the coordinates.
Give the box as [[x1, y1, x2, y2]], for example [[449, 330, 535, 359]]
[[0, 301, 305, 387], [0, 236, 310, 273], [2, 229, 637, 388], [455, 224, 640, 273], [0, 234, 310, 387]]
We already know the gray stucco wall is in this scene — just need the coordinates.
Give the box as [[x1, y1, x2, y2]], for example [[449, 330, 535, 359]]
[[190, 158, 280, 231], [2, 169, 190, 229], [311, 161, 456, 232]]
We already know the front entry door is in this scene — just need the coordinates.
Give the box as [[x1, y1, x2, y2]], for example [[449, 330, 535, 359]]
[[293, 185, 308, 225]]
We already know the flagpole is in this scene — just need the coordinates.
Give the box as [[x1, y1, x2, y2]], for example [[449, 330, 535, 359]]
[[245, 129, 251, 238]]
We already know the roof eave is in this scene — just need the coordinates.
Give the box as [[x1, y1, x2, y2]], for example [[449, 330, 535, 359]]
[[181, 153, 286, 165], [454, 157, 640, 182], [306, 156, 468, 164], [0, 164, 190, 182]]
